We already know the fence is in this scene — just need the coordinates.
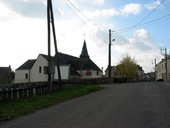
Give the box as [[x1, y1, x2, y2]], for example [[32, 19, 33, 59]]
[[0, 78, 115, 102], [0, 82, 60, 102]]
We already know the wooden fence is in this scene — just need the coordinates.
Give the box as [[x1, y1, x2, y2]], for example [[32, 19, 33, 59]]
[[0, 78, 115, 102], [0, 82, 60, 102]]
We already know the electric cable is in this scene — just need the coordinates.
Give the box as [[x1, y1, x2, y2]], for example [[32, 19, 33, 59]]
[[114, 0, 166, 33]]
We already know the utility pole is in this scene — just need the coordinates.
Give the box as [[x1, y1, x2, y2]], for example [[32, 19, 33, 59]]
[[108, 29, 111, 78], [108, 29, 115, 78], [161, 47, 168, 81], [154, 58, 156, 73], [154, 58, 156, 68], [165, 48, 168, 82], [47, 0, 61, 92]]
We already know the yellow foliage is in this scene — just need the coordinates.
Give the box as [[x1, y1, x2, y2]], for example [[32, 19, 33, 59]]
[[117, 54, 137, 79]]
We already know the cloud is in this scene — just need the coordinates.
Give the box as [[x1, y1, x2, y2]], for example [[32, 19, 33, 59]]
[[82, 8, 119, 19], [82, 3, 143, 19], [111, 29, 162, 72], [0, 3, 17, 22], [0, 0, 46, 18], [144, 0, 161, 10], [79, 0, 105, 5], [93, 0, 105, 5], [58, 8, 64, 17], [121, 3, 142, 16], [133, 29, 153, 46]]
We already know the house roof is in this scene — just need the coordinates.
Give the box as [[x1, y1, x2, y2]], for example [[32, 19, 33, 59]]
[[41, 52, 101, 71], [40, 54, 53, 61], [57, 52, 78, 65], [137, 65, 143, 71], [16, 59, 36, 70], [40, 53, 78, 65], [80, 40, 90, 59], [70, 68, 81, 76], [70, 58, 101, 71], [0, 67, 10, 74]]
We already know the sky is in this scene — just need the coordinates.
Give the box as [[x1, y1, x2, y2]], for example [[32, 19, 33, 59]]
[[0, 0, 170, 73]]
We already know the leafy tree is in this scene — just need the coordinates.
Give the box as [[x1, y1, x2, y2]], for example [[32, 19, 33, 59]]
[[0, 71, 15, 84], [117, 54, 137, 79]]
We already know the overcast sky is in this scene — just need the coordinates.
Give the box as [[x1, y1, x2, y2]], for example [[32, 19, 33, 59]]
[[0, 0, 170, 73]]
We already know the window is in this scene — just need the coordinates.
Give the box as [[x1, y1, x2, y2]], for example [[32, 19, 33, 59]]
[[25, 73, 28, 79], [97, 71, 99, 76], [44, 66, 48, 74], [39, 66, 42, 73]]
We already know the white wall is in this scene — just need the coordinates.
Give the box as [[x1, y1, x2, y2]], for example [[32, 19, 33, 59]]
[[156, 59, 170, 81], [31, 55, 48, 82], [54, 65, 70, 80], [15, 70, 29, 83], [77, 69, 102, 79], [15, 55, 49, 83]]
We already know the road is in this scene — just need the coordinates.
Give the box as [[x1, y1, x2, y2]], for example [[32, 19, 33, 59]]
[[1, 82, 170, 128]]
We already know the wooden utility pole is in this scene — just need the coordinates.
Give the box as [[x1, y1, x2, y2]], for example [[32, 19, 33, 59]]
[[108, 29, 111, 78], [161, 47, 168, 81], [47, 0, 61, 92], [108, 29, 115, 78], [165, 48, 168, 82]]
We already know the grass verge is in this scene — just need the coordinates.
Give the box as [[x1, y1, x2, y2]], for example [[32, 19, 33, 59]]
[[0, 85, 105, 122]]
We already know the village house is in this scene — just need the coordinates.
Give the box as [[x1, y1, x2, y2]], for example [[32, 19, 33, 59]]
[[15, 40, 102, 83], [105, 66, 120, 78], [155, 55, 170, 81], [136, 65, 145, 81]]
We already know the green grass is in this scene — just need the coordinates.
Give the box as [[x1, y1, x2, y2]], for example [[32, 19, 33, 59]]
[[0, 85, 105, 122]]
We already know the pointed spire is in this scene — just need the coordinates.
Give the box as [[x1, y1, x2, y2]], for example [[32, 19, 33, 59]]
[[80, 40, 90, 58]]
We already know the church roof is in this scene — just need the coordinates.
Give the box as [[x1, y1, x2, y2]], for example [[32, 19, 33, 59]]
[[70, 58, 101, 71], [80, 40, 90, 59], [16, 40, 101, 72]]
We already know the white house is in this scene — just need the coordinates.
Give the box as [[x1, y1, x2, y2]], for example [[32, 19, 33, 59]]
[[15, 40, 102, 83], [155, 55, 170, 81]]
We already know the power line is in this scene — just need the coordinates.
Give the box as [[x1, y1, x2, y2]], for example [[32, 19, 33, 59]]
[[66, 0, 100, 29], [114, 0, 166, 33], [114, 13, 170, 34], [92, 35, 109, 58], [64, 0, 107, 42], [135, 0, 165, 26]]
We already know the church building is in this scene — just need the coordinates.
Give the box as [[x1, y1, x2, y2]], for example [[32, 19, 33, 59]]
[[15, 40, 102, 83]]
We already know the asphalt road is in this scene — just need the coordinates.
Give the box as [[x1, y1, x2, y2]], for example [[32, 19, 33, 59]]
[[1, 82, 170, 128]]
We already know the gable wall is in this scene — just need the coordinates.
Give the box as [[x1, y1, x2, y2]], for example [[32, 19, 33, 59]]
[[15, 70, 30, 83], [30, 55, 48, 82]]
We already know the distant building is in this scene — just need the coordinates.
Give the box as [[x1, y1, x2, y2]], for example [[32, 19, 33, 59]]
[[155, 55, 170, 81], [105, 66, 120, 78], [145, 72, 155, 81], [15, 40, 102, 83], [136, 65, 145, 81], [0, 65, 12, 84]]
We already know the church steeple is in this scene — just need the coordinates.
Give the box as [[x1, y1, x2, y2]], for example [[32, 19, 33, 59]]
[[80, 40, 90, 59]]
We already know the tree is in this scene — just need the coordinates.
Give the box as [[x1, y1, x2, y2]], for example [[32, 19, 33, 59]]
[[117, 54, 137, 79], [0, 71, 14, 84]]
